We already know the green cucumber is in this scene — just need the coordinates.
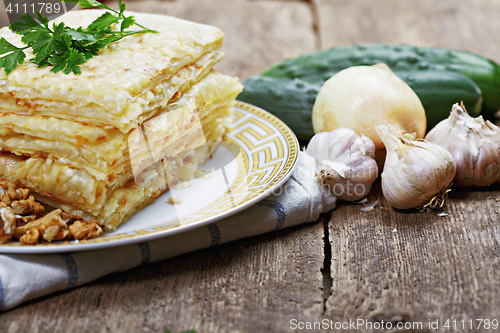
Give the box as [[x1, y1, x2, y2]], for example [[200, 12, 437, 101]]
[[239, 70, 482, 140], [261, 43, 500, 117], [397, 70, 482, 129], [238, 76, 318, 141]]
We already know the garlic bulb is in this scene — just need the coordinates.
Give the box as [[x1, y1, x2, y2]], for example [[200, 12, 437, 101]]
[[306, 128, 378, 201], [312, 64, 427, 163], [376, 124, 456, 210], [425, 103, 500, 187]]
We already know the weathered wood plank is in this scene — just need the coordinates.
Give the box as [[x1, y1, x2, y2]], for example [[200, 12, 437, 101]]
[[314, 2, 500, 331], [0, 1, 323, 332], [107, 0, 317, 79], [2, 1, 499, 332], [0, 221, 326, 333], [314, 0, 500, 63], [0, 1, 10, 28], [324, 183, 500, 333]]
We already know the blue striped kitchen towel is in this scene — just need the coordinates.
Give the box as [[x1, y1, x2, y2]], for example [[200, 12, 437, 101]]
[[0, 152, 336, 311]]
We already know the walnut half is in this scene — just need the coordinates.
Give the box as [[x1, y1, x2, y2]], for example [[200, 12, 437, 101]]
[[68, 221, 103, 240], [14, 209, 103, 244], [14, 209, 68, 242], [0, 207, 17, 244], [19, 227, 39, 245], [0, 178, 103, 245], [0, 179, 29, 205], [11, 196, 45, 216]]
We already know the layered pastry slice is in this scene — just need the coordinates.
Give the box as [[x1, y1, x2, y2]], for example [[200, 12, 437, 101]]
[[0, 10, 243, 231]]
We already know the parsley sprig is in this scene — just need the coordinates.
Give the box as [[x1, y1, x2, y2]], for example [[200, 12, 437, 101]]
[[0, 0, 157, 75]]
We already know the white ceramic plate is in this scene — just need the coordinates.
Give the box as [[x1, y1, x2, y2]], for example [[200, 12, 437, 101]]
[[0, 102, 299, 253]]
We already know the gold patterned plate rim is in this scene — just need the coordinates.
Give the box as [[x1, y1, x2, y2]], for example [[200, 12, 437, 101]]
[[0, 101, 299, 254]]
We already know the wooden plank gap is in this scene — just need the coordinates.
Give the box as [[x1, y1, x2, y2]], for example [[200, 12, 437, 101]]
[[321, 212, 333, 314], [308, 0, 321, 49]]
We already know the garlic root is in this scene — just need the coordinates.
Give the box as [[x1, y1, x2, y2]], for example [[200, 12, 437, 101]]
[[376, 124, 456, 210]]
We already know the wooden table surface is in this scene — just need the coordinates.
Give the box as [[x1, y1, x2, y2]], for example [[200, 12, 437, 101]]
[[1, 0, 500, 332]]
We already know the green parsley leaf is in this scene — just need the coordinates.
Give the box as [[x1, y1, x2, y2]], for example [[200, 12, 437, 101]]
[[87, 12, 120, 32], [35, 12, 50, 29], [59, 33, 73, 49], [80, 0, 103, 7], [48, 48, 86, 75], [64, 51, 87, 75], [48, 56, 66, 73], [0, 38, 24, 54], [60, 0, 116, 13], [10, 13, 44, 34], [31, 23, 65, 66], [0, 38, 27, 75], [0, 51, 26, 75], [71, 0, 108, 9], [64, 28, 98, 44], [0, 0, 157, 75], [20, 31, 40, 46], [118, 0, 127, 16], [121, 16, 135, 31]]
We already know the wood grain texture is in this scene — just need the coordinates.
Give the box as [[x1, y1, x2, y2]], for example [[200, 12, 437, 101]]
[[324, 183, 500, 333], [314, 0, 500, 62], [1, 0, 500, 332], [0, 1, 323, 332], [0, 1, 10, 28], [0, 221, 326, 333], [111, 0, 317, 79]]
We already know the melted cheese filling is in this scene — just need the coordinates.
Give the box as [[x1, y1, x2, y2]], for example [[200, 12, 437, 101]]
[[0, 10, 244, 231], [0, 71, 242, 179]]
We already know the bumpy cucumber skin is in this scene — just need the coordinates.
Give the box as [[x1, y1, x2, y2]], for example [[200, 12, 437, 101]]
[[262, 44, 500, 117], [240, 67, 483, 140], [397, 71, 482, 128], [238, 76, 318, 141]]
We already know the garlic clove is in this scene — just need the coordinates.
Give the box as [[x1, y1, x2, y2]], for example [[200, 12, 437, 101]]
[[376, 124, 456, 210], [486, 120, 500, 183], [425, 103, 500, 187], [306, 128, 378, 201]]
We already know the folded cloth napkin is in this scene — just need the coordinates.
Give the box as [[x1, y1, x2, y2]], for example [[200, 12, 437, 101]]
[[0, 152, 336, 311]]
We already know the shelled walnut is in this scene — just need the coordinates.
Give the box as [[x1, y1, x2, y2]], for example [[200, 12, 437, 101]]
[[11, 196, 45, 216], [14, 210, 69, 242], [19, 227, 40, 245], [0, 179, 45, 218], [62, 211, 103, 240], [12, 209, 103, 244], [0, 179, 30, 205], [0, 179, 103, 245], [0, 206, 16, 244], [68, 220, 103, 240]]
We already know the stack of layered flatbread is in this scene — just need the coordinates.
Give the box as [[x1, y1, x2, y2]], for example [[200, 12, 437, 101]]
[[0, 10, 243, 231]]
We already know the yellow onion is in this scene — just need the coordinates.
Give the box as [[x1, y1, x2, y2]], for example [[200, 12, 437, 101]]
[[312, 64, 427, 163]]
